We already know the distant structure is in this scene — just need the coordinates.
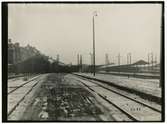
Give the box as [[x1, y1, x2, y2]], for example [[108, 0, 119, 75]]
[[8, 39, 41, 65], [98, 59, 160, 74], [8, 39, 21, 64], [132, 60, 148, 66]]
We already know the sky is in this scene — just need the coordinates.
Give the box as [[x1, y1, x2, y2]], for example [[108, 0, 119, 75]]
[[8, 3, 162, 65]]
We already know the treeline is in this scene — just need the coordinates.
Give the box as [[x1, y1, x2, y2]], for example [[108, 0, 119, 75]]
[[8, 55, 79, 74]]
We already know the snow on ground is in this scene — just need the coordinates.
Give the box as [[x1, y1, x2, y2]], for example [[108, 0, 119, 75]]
[[8, 74, 48, 120], [75, 73, 161, 98], [100, 71, 160, 76], [71, 75, 161, 121], [67, 74, 132, 121], [8, 75, 42, 93], [8, 75, 40, 87]]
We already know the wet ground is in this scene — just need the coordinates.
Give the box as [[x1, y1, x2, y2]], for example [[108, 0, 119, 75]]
[[21, 73, 105, 121]]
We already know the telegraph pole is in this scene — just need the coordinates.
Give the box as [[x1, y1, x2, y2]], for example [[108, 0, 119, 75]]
[[127, 53, 131, 78], [129, 53, 131, 64], [77, 54, 80, 72], [117, 53, 121, 66], [92, 11, 97, 76], [127, 54, 129, 65], [89, 53, 93, 73], [117, 53, 121, 74], [80, 55, 82, 72], [151, 53, 154, 70], [148, 52, 154, 70], [57, 54, 59, 64], [105, 53, 109, 72], [148, 53, 150, 69], [155, 55, 157, 64], [56, 54, 59, 73], [77, 54, 79, 65], [127, 53, 132, 65]]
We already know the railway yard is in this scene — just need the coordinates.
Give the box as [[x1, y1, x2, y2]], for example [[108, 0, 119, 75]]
[[5, 2, 164, 122], [7, 73, 162, 121]]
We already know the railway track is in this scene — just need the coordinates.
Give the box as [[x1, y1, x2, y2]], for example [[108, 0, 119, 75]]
[[98, 72, 160, 79], [74, 74, 161, 104], [72, 74, 161, 121], [8, 75, 44, 117], [8, 75, 41, 94]]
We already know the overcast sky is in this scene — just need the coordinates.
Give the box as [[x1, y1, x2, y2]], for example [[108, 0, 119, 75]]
[[8, 3, 162, 65]]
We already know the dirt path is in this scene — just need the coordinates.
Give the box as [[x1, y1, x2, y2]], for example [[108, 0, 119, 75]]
[[21, 73, 109, 121]]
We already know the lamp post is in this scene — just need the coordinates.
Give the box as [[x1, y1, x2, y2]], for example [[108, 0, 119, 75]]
[[93, 11, 97, 76]]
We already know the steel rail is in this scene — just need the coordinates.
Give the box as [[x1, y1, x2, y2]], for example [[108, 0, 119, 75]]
[[73, 74, 161, 121], [73, 74, 161, 104], [74, 77, 138, 121], [8, 75, 41, 94], [76, 75, 161, 113], [8, 79, 41, 117]]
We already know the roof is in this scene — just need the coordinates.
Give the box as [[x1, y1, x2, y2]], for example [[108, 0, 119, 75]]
[[97, 63, 115, 67], [132, 60, 148, 65]]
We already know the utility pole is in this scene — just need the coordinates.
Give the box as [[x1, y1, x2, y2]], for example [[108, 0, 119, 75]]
[[77, 54, 80, 72], [105, 53, 109, 72], [89, 53, 93, 73], [129, 53, 132, 64], [148, 53, 150, 69], [57, 54, 59, 64], [117, 53, 121, 74], [127, 54, 129, 65], [151, 52, 154, 70], [110, 54, 112, 64], [148, 52, 154, 71], [155, 55, 157, 64], [77, 54, 79, 65], [105, 54, 108, 65], [56, 54, 59, 73], [80, 54, 82, 72], [92, 11, 97, 76], [127, 53, 132, 65], [117, 53, 121, 66], [127, 53, 131, 78]]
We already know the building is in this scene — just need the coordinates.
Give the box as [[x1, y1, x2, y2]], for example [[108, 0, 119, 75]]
[[8, 39, 41, 65], [8, 39, 21, 64], [8, 39, 14, 64]]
